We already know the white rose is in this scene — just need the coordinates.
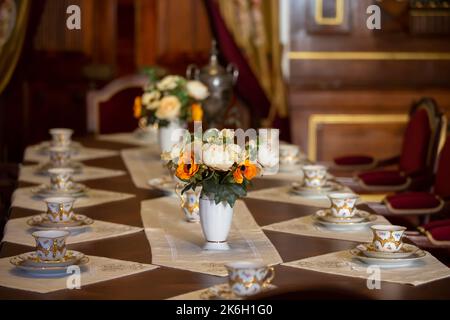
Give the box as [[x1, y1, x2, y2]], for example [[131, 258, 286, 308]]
[[186, 80, 209, 100], [202, 143, 241, 171], [157, 75, 181, 91], [147, 100, 160, 110], [155, 96, 181, 120], [142, 91, 161, 106], [258, 145, 279, 169]]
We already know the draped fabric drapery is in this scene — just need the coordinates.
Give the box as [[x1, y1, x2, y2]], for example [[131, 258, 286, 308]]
[[217, 0, 288, 123], [0, 0, 31, 95]]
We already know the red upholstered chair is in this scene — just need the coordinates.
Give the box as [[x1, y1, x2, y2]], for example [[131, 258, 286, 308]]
[[86, 74, 148, 134], [335, 98, 442, 173], [383, 132, 450, 219], [354, 98, 444, 192]]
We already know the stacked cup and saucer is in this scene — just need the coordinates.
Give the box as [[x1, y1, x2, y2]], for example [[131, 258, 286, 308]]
[[351, 225, 427, 268], [35, 128, 81, 156], [9, 229, 88, 276], [32, 167, 88, 198], [35, 144, 83, 176], [313, 193, 376, 230], [279, 144, 306, 173], [291, 165, 343, 198], [27, 196, 93, 232]]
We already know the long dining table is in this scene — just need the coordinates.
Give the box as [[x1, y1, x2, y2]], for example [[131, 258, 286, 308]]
[[1, 136, 450, 300]]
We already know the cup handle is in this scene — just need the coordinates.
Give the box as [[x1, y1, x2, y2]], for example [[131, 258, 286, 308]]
[[263, 266, 275, 287]]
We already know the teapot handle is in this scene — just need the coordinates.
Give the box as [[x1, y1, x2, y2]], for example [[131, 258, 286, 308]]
[[226, 63, 239, 85], [186, 64, 200, 80]]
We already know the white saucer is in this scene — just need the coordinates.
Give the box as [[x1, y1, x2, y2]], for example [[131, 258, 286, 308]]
[[27, 214, 94, 230], [312, 212, 377, 230], [199, 283, 277, 300], [31, 183, 88, 198], [10, 251, 88, 276], [35, 161, 83, 175], [315, 209, 370, 224], [35, 141, 82, 155], [350, 246, 426, 268], [357, 243, 420, 259], [291, 181, 343, 196], [147, 177, 177, 194]]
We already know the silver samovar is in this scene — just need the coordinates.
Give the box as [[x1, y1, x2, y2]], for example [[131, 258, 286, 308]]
[[186, 40, 239, 127]]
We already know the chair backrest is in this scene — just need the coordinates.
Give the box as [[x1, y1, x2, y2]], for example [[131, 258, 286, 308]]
[[399, 98, 443, 176], [86, 74, 148, 134], [434, 131, 450, 199]]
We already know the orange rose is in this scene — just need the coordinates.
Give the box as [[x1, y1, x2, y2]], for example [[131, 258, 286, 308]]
[[133, 96, 142, 119], [175, 154, 199, 181], [233, 160, 259, 184], [191, 103, 203, 122]]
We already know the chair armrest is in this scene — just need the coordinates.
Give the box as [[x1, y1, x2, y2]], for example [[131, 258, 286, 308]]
[[376, 155, 400, 168]]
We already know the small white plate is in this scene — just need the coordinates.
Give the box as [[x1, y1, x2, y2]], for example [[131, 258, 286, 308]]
[[27, 214, 94, 230], [31, 183, 88, 198], [357, 243, 420, 259], [315, 209, 370, 224], [199, 283, 277, 300], [147, 177, 177, 194], [10, 251, 88, 276], [350, 246, 426, 268]]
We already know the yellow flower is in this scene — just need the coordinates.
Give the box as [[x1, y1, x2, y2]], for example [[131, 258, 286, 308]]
[[133, 96, 142, 119], [191, 103, 203, 122], [175, 153, 199, 181], [233, 160, 259, 184], [155, 96, 181, 120]]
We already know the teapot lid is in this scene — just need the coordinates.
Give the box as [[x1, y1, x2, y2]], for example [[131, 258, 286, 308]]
[[200, 40, 227, 76]]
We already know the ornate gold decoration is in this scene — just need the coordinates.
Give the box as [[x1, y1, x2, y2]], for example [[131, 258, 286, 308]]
[[228, 267, 275, 289], [372, 232, 403, 249], [289, 51, 450, 60], [307, 114, 409, 161], [314, 0, 345, 25]]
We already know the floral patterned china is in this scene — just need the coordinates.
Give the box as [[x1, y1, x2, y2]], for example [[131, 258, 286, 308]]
[[31, 183, 88, 198], [27, 213, 94, 230], [314, 208, 371, 224], [10, 251, 88, 276], [350, 245, 426, 268], [357, 243, 420, 259], [313, 210, 377, 230], [32, 230, 69, 261], [291, 181, 343, 196], [199, 283, 277, 300], [225, 261, 275, 297], [371, 225, 406, 252]]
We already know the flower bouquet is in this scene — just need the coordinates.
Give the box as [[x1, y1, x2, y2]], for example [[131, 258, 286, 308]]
[[134, 74, 208, 152], [163, 128, 278, 250]]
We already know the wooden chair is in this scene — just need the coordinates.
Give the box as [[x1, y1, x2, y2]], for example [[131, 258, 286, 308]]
[[86, 74, 148, 134], [351, 98, 445, 193]]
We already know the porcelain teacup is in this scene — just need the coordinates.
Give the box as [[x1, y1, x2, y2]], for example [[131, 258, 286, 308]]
[[302, 165, 328, 188], [44, 197, 75, 223], [32, 230, 70, 261], [279, 144, 300, 166], [328, 192, 359, 218], [225, 261, 275, 297], [371, 225, 406, 252], [49, 146, 71, 167], [48, 168, 75, 191], [50, 128, 73, 148]]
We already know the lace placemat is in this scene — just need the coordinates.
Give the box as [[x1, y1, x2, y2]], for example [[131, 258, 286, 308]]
[[141, 197, 282, 276]]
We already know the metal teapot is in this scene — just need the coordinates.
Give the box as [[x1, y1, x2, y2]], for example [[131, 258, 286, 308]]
[[186, 40, 239, 127]]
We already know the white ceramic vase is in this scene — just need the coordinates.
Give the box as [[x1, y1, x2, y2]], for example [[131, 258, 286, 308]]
[[158, 121, 184, 153], [199, 195, 234, 251]]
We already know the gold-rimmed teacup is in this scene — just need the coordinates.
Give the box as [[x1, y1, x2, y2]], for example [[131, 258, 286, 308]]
[[44, 197, 75, 223], [328, 192, 359, 218], [371, 225, 406, 252], [32, 230, 70, 261], [302, 165, 328, 188], [48, 168, 75, 191], [225, 261, 275, 297], [49, 128, 73, 148]]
